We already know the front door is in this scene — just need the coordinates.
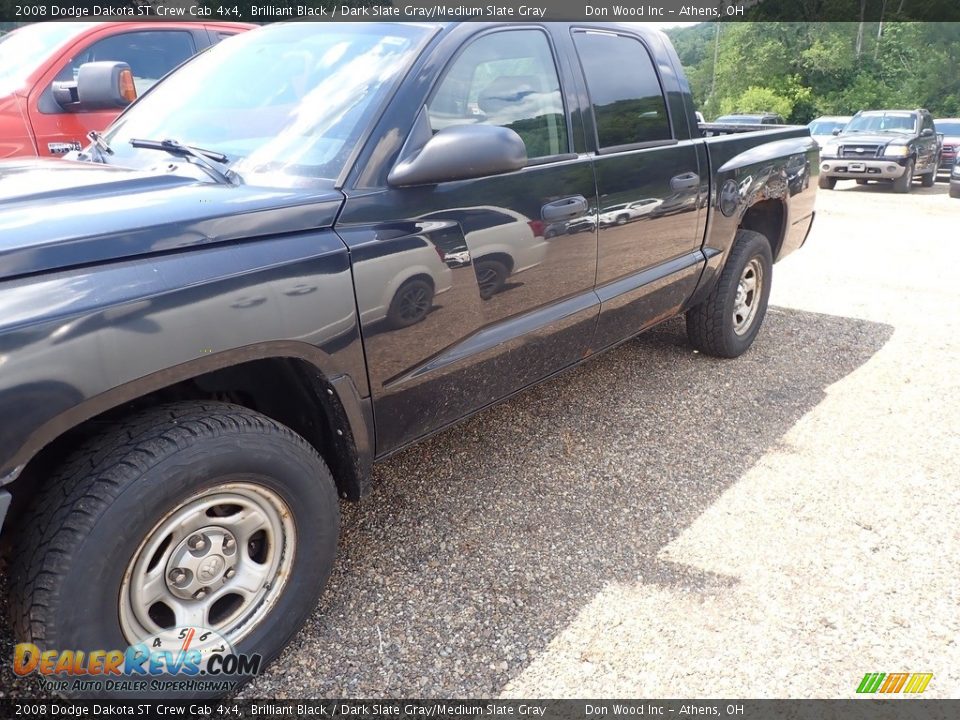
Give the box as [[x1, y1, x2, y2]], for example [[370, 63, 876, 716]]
[[337, 26, 599, 453]]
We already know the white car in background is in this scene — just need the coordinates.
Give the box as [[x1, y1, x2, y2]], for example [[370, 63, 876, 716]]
[[598, 198, 662, 227], [355, 236, 454, 329], [807, 116, 852, 147], [421, 206, 549, 299]]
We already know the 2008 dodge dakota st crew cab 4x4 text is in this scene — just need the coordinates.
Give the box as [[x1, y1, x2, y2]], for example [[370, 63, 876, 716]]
[[0, 22, 816, 696]]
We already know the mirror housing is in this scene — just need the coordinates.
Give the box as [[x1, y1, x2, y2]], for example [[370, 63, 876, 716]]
[[920, 127, 934, 137], [389, 123, 527, 187], [832, 128, 843, 136], [53, 61, 137, 111]]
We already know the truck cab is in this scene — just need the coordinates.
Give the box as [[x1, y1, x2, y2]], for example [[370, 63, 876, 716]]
[[0, 21, 252, 159]]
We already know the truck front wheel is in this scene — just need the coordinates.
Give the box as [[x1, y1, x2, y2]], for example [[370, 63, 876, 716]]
[[892, 160, 914, 194], [686, 229, 773, 358], [9, 402, 339, 697], [818, 175, 836, 190]]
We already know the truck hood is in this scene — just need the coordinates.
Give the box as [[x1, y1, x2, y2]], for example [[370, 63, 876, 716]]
[[0, 158, 345, 280], [834, 133, 911, 146]]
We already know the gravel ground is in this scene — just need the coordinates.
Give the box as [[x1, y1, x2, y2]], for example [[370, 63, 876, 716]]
[[2, 179, 958, 699]]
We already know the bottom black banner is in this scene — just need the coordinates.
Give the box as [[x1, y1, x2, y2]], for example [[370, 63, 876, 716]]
[[0, 700, 955, 720]]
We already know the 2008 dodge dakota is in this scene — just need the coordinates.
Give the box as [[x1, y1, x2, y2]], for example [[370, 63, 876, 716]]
[[0, 22, 816, 695]]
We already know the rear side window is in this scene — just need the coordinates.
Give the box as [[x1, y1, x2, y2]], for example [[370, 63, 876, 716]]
[[55, 31, 196, 97], [428, 29, 568, 160], [573, 31, 671, 149]]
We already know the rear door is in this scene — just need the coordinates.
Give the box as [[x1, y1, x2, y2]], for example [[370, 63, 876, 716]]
[[29, 27, 201, 156], [337, 25, 600, 453], [570, 28, 704, 349]]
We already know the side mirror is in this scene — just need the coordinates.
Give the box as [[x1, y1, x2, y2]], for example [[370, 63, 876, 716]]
[[388, 124, 527, 187], [921, 127, 934, 137], [832, 128, 842, 136], [52, 61, 137, 111]]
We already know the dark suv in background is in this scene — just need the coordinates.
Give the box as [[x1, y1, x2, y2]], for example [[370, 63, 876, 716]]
[[934, 118, 960, 180], [818, 109, 941, 193]]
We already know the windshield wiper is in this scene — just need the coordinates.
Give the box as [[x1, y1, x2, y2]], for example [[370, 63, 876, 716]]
[[129, 138, 238, 185]]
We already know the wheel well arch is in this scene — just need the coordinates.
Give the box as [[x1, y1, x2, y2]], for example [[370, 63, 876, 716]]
[[4, 352, 370, 531], [739, 199, 786, 260], [401, 272, 436, 289], [473, 252, 514, 273]]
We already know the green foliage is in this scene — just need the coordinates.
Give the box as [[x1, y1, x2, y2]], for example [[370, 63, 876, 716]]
[[721, 87, 793, 119], [666, 21, 960, 122]]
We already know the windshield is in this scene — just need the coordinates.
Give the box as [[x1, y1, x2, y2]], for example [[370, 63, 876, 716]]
[[0, 22, 97, 95], [844, 113, 917, 134], [935, 121, 960, 135], [104, 23, 431, 187], [808, 119, 848, 135]]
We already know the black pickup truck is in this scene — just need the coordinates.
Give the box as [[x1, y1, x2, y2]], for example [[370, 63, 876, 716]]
[[0, 22, 816, 694]]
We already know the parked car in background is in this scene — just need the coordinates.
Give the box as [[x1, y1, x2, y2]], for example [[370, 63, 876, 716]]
[[818, 109, 941, 193], [950, 157, 960, 198], [598, 198, 662, 226], [0, 21, 253, 159], [807, 116, 851, 146], [714, 113, 785, 125], [934, 118, 960, 179]]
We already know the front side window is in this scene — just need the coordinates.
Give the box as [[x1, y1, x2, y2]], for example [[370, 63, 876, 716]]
[[428, 30, 568, 160], [54, 31, 196, 97], [103, 23, 429, 187], [573, 31, 672, 149]]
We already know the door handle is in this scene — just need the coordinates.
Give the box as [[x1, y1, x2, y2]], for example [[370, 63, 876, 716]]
[[670, 172, 700, 192], [542, 195, 589, 222]]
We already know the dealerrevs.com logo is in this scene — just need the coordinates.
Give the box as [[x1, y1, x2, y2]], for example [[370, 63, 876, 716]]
[[13, 626, 261, 694]]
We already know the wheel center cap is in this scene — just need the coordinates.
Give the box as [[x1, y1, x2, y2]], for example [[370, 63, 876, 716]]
[[197, 555, 226, 583]]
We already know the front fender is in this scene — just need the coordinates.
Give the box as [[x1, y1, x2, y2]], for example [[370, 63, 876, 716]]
[[0, 230, 367, 484]]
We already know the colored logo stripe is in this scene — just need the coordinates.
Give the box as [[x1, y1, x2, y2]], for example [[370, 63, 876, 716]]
[[857, 672, 932, 694], [904, 673, 933, 693], [857, 673, 885, 693]]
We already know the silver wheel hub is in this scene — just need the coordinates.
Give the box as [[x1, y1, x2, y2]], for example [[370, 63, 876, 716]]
[[732, 258, 762, 336], [164, 527, 236, 600], [119, 482, 296, 646]]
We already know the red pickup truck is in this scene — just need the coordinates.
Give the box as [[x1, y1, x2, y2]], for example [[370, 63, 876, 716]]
[[0, 21, 253, 159]]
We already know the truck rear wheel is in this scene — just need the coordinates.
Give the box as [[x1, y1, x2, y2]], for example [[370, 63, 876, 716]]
[[920, 158, 938, 187], [892, 160, 914, 194], [686, 229, 773, 358], [818, 175, 836, 190], [8, 401, 339, 698]]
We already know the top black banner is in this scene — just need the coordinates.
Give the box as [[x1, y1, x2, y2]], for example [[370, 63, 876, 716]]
[[2, 0, 960, 24]]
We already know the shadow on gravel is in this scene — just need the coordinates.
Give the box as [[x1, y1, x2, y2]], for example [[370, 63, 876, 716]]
[[0, 307, 894, 699]]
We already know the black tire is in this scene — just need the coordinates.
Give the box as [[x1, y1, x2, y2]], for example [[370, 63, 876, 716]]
[[616, 214, 630, 225], [686, 229, 773, 359], [921, 158, 938, 187], [893, 160, 914, 194], [474, 258, 509, 300], [950, 183, 960, 199], [856, 179, 869, 185], [386, 277, 434, 328], [818, 175, 836, 190], [9, 401, 339, 699]]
